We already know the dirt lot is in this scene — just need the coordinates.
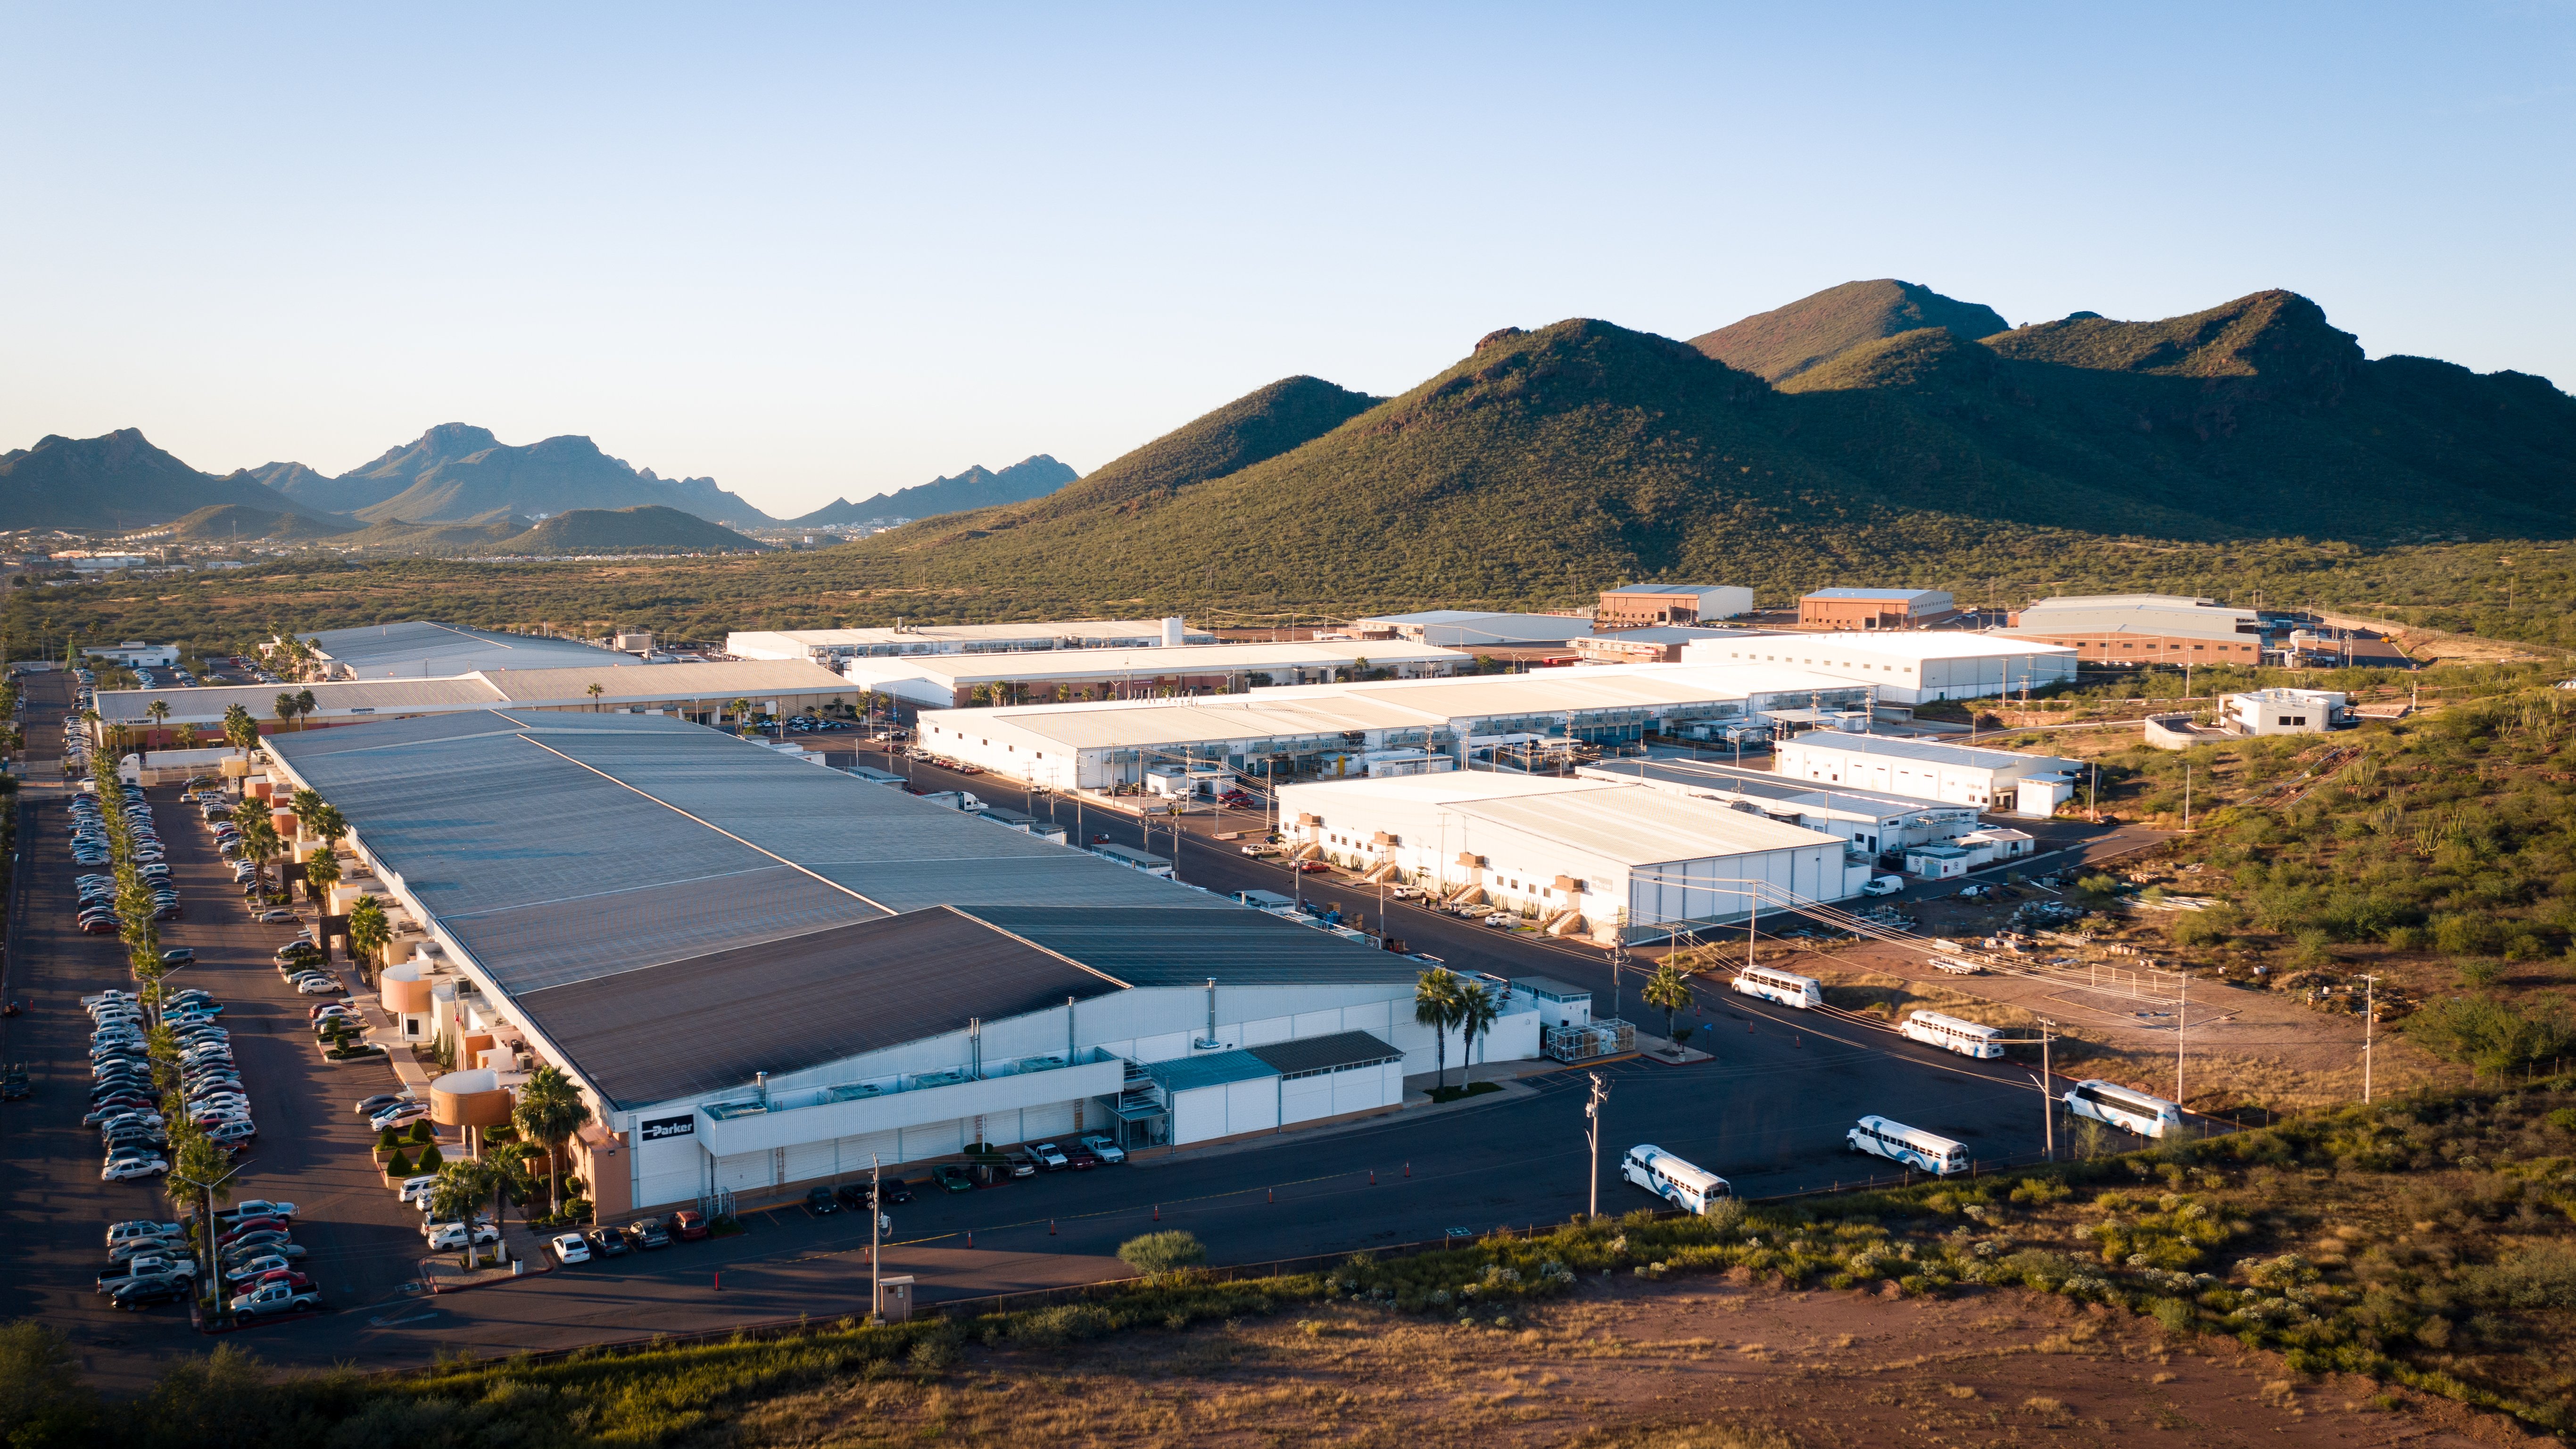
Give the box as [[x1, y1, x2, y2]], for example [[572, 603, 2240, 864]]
[[744, 1276, 2533, 1448]]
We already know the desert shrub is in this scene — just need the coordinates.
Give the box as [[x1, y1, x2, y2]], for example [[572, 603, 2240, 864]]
[[2459, 1245, 2576, 1311], [2407, 996, 2576, 1076], [1117, 1231, 1207, 1281]]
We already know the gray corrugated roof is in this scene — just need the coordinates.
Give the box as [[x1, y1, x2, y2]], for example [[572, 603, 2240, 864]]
[[519, 907, 1122, 1108], [307, 621, 637, 678], [1144, 1051, 1276, 1093], [264, 710, 1431, 1101], [1786, 731, 2079, 773], [1247, 1030, 1402, 1076]]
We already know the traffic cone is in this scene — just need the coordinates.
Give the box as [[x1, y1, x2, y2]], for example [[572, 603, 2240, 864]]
[[966, 1230, 973, 1248], [1153, 1204, 1160, 1221], [1048, 1219, 1056, 1235], [1404, 1162, 1411, 1177], [714, 1272, 721, 1290], [1369, 1169, 1376, 1185], [1267, 1187, 1274, 1203]]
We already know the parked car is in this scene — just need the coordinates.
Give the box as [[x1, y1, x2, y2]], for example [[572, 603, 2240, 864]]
[[354, 1092, 414, 1117], [219, 1199, 296, 1225], [551, 1233, 592, 1264], [931, 1165, 975, 1193], [1026, 1141, 1069, 1171], [1077, 1134, 1128, 1165], [228, 1280, 321, 1317], [804, 1187, 838, 1215], [585, 1227, 631, 1257], [625, 1217, 671, 1250], [255, 908, 297, 924], [670, 1209, 709, 1241]]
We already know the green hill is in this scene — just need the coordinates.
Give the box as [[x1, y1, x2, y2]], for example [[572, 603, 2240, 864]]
[[497, 505, 768, 554], [165, 504, 360, 543], [1689, 279, 2010, 382], [821, 289, 2576, 615]]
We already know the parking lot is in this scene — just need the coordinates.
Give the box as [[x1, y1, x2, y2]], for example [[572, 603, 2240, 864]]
[[1, 705, 2133, 1383]]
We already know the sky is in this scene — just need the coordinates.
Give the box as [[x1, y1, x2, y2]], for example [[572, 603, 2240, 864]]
[[2, 2, 2571, 519]]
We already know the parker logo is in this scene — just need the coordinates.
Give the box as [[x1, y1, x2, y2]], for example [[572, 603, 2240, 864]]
[[640, 1114, 695, 1141]]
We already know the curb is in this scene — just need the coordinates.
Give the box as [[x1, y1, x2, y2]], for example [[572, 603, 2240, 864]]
[[418, 1253, 555, 1295]]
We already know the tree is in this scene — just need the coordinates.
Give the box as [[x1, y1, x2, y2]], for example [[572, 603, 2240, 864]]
[[586, 681, 604, 711], [239, 817, 281, 895], [301, 846, 340, 907], [347, 895, 391, 983], [511, 1064, 593, 1217], [1641, 960, 1695, 1044], [222, 702, 259, 759], [310, 803, 347, 848], [425, 1157, 496, 1229], [1453, 978, 1500, 1089], [1116, 1230, 1206, 1282], [144, 698, 170, 753], [1413, 969, 1464, 1092], [728, 697, 753, 731], [272, 693, 299, 735], [294, 688, 316, 727], [0, 1319, 103, 1446]]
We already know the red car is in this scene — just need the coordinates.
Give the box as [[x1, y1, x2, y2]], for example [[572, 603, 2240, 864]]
[[670, 1209, 709, 1241], [251, 1268, 313, 1292], [216, 1217, 286, 1248], [1063, 1147, 1101, 1171], [80, 918, 120, 935], [1293, 861, 1331, 874]]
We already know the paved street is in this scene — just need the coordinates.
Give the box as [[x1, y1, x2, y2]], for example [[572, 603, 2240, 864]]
[[0, 714, 2168, 1384]]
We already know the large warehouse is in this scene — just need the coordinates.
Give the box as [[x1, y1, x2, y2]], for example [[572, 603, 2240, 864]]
[[726, 619, 1218, 663], [1773, 733, 2084, 818], [262, 711, 1532, 1218], [1274, 773, 1868, 942], [1679, 631, 2077, 705], [1576, 756, 1982, 857], [839, 640, 1469, 709], [1994, 594, 2264, 664], [95, 660, 858, 740], [290, 620, 645, 679], [914, 662, 1881, 790]]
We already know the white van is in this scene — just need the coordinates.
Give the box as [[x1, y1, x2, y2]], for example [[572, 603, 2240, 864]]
[[2064, 1079, 2184, 1139], [1622, 1144, 1732, 1214], [1731, 965, 1822, 1010], [1847, 1115, 1968, 1176]]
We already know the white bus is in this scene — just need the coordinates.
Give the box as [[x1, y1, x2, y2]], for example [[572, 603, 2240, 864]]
[[1847, 1115, 1968, 1176], [1928, 954, 1983, 975], [1622, 1144, 1732, 1215], [2064, 1079, 2184, 1139], [1731, 965, 1822, 1010], [1900, 1010, 2005, 1060]]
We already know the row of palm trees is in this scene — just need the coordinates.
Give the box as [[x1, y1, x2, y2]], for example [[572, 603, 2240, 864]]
[[1412, 969, 1502, 1091]]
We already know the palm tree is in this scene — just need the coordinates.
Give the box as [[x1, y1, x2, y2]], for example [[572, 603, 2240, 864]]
[[289, 787, 322, 839], [1413, 969, 1464, 1093], [512, 1064, 593, 1217], [586, 681, 604, 711], [240, 817, 281, 896], [728, 697, 752, 732], [347, 895, 391, 985], [311, 803, 348, 848], [1453, 978, 1500, 1089], [272, 693, 299, 735], [144, 699, 170, 753], [425, 1158, 504, 1258], [301, 846, 340, 911], [223, 702, 259, 760], [294, 687, 315, 726], [1641, 960, 1695, 1046]]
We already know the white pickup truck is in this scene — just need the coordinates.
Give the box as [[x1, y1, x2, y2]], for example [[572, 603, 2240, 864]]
[[229, 1280, 320, 1317]]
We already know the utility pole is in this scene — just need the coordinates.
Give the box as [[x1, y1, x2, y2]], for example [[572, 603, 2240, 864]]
[[2040, 1019, 2056, 1160], [2175, 969, 2187, 1107], [2089, 763, 2100, 824], [869, 1153, 884, 1322], [2183, 762, 2192, 832], [1584, 1071, 1609, 1221], [2362, 975, 2378, 1102]]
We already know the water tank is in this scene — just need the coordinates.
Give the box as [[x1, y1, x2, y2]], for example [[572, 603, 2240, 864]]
[[429, 1068, 512, 1128], [382, 961, 432, 1014], [1161, 616, 1186, 647]]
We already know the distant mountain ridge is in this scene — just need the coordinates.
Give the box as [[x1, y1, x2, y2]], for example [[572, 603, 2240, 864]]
[[790, 455, 1078, 526], [0, 430, 351, 532], [831, 284, 2576, 613], [498, 505, 768, 553], [315, 424, 780, 529]]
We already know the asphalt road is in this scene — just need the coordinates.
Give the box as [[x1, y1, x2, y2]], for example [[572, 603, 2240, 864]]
[[0, 721, 2162, 1383]]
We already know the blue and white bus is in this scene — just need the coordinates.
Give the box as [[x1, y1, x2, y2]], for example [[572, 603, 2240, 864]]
[[1622, 1144, 1732, 1214], [1847, 1115, 1968, 1176], [1731, 964, 1822, 1010], [2064, 1079, 2184, 1139]]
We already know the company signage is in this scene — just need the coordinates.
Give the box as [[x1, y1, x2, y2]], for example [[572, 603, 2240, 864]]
[[640, 1113, 696, 1142]]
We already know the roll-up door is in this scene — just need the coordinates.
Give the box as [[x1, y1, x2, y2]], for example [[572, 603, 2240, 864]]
[[782, 1141, 838, 1185], [712, 1150, 772, 1193], [901, 1118, 964, 1162], [1018, 1101, 1077, 1144], [837, 1129, 901, 1170]]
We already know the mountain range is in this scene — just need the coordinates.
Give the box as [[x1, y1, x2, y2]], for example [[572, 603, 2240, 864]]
[[829, 281, 2576, 611], [787, 455, 1077, 527], [0, 422, 1081, 545]]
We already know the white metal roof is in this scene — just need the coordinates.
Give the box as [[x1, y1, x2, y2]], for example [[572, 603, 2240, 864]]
[[847, 640, 1465, 688], [1791, 632, 2078, 660], [481, 659, 852, 703], [1781, 731, 2081, 774], [729, 620, 1205, 655], [301, 621, 634, 678], [97, 660, 853, 724], [935, 695, 1433, 750], [1284, 773, 1839, 863]]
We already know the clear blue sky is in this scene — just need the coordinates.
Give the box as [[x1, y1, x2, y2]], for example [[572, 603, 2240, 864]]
[[3, 3, 2569, 518]]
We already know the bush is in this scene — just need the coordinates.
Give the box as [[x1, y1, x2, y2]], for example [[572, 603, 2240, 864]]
[[383, 1148, 413, 1177], [2406, 996, 2576, 1076], [375, 1126, 400, 1151], [1117, 1231, 1207, 1281], [415, 1143, 444, 1173], [407, 1120, 434, 1144]]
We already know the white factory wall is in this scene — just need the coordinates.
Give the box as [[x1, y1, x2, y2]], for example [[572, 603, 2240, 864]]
[[1680, 636, 2077, 704], [1625, 846, 1870, 935], [1776, 739, 2030, 810], [623, 977, 1517, 1210]]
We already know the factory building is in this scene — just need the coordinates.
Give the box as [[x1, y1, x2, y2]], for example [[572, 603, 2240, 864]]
[[1797, 588, 1956, 629], [726, 619, 1218, 664], [2222, 688, 2353, 736], [94, 660, 857, 740], [1573, 627, 1767, 665], [914, 662, 1880, 791], [1276, 773, 1867, 943], [287, 620, 644, 679], [1354, 610, 1597, 648], [1594, 584, 1755, 629], [261, 711, 1539, 1218], [840, 640, 1468, 710], [1576, 756, 1981, 857], [1773, 733, 2083, 819], [1679, 631, 2078, 705], [1993, 594, 2263, 664]]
